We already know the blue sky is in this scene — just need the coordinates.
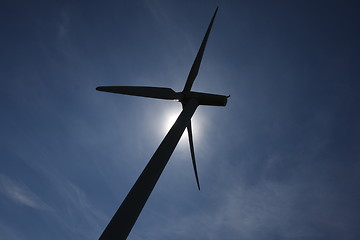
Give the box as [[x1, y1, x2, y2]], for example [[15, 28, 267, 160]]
[[1, 1, 360, 239]]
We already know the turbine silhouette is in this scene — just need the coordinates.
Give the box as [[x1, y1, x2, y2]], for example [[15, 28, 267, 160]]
[[97, 7, 228, 240]]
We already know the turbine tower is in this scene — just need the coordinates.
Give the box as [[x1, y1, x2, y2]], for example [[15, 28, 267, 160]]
[[97, 7, 228, 239]]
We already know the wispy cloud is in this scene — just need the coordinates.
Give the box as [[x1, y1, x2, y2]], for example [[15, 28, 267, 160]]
[[57, 179, 107, 232], [0, 174, 51, 211], [31, 164, 107, 239], [58, 9, 70, 39], [144, 0, 171, 25]]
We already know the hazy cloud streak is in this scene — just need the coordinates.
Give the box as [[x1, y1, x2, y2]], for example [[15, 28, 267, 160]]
[[0, 174, 51, 211]]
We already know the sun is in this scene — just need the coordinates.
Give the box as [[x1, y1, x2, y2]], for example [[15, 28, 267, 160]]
[[160, 108, 204, 148], [163, 112, 179, 134]]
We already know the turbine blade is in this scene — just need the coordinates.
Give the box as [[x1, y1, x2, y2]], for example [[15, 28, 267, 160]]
[[187, 121, 200, 190], [183, 7, 218, 92], [96, 86, 180, 100]]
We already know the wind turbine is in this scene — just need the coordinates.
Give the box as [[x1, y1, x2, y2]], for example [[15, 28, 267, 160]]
[[97, 7, 228, 240]]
